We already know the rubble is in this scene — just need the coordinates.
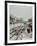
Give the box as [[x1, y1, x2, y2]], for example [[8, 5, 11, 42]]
[[10, 15, 32, 40]]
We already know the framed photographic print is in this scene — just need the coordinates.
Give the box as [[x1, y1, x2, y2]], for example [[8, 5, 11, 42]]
[[5, 1, 36, 45]]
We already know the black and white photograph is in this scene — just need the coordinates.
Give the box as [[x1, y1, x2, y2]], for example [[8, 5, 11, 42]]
[[5, 1, 36, 45]]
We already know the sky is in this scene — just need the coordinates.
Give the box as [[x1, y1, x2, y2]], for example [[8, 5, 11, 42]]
[[9, 5, 32, 21]]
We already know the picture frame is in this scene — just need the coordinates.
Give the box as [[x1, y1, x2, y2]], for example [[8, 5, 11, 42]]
[[5, 1, 36, 45]]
